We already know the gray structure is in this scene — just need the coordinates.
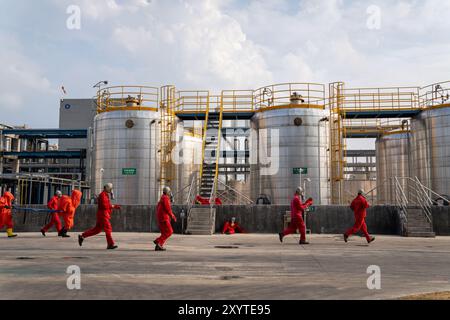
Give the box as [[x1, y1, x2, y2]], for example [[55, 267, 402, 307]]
[[411, 106, 450, 199], [250, 106, 329, 205], [93, 110, 160, 205], [376, 133, 411, 204], [59, 99, 95, 150]]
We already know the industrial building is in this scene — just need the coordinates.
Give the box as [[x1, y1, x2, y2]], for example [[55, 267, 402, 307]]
[[1, 80, 449, 236]]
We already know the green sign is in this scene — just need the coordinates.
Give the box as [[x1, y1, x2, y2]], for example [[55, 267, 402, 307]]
[[122, 168, 137, 175], [293, 167, 308, 175]]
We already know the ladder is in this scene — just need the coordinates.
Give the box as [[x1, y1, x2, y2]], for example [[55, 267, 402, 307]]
[[329, 82, 347, 204], [159, 85, 176, 191], [199, 98, 224, 200]]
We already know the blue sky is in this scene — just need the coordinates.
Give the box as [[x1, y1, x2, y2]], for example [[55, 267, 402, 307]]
[[1, 0, 450, 130]]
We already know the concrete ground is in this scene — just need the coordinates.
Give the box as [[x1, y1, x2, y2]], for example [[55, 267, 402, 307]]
[[0, 233, 449, 300]]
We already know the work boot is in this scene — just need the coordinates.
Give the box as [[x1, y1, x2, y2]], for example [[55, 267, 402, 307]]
[[368, 237, 376, 244], [343, 233, 349, 243], [41, 229, 46, 237], [278, 233, 284, 243], [59, 228, 70, 238], [155, 245, 166, 251], [6, 229, 17, 238], [78, 235, 84, 247], [299, 240, 310, 245], [58, 229, 64, 237], [107, 245, 118, 250]]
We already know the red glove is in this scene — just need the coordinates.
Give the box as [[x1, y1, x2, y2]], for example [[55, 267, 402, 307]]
[[113, 205, 121, 210]]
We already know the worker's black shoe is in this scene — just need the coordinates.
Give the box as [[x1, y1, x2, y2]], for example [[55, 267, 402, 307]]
[[155, 244, 166, 251], [61, 233, 70, 238], [78, 235, 84, 247], [343, 234, 349, 243], [8, 234, 18, 238], [278, 233, 284, 243], [107, 245, 118, 250], [368, 237, 376, 244], [41, 229, 46, 237], [299, 240, 310, 245]]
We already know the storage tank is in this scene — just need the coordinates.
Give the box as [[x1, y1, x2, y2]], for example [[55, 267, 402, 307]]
[[411, 105, 450, 197], [93, 87, 160, 205], [250, 84, 329, 205], [173, 124, 203, 203], [376, 132, 411, 204]]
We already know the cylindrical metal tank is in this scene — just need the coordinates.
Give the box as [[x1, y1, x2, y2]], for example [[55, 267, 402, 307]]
[[376, 133, 411, 204], [250, 107, 329, 205], [93, 109, 159, 205], [174, 124, 203, 203], [411, 106, 450, 197]]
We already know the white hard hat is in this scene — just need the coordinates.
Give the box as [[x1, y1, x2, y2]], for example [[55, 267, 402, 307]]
[[296, 187, 304, 194], [104, 183, 113, 192], [55, 190, 62, 197], [163, 186, 171, 195], [358, 189, 365, 195]]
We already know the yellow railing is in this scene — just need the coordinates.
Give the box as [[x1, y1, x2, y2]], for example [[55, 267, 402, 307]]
[[175, 90, 210, 113], [96, 85, 159, 113], [420, 81, 450, 108], [221, 90, 254, 112], [254, 83, 326, 110], [335, 86, 420, 113], [198, 95, 211, 181]]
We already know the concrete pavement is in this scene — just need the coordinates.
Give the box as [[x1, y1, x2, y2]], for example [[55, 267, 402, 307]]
[[0, 233, 449, 300]]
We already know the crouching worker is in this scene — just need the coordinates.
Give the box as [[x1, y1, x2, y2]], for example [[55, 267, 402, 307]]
[[0, 191, 17, 238], [78, 183, 120, 250], [222, 217, 245, 235], [279, 187, 313, 245], [154, 187, 177, 251], [58, 189, 82, 238], [41, 190, 62, 236]]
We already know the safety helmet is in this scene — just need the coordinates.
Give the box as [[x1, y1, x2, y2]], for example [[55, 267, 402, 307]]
[[104, 183, 114, 193], [358, 189, 365, 195], [55, 190, 62, 197], [163, 186, 171, 195], [296, 187, 304, 195]]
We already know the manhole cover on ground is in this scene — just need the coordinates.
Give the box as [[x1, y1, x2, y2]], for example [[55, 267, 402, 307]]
[[221, 276, 242, 281], [215, 246, 239, 249], [215, 267, 234, 271]]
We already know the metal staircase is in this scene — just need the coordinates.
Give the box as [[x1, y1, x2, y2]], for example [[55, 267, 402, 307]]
[[391, 177, 435, 237], [199, 101, 224, 200]]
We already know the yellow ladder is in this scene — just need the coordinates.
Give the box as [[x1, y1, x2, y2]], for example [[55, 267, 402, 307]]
[[159, 85, 176, 191]]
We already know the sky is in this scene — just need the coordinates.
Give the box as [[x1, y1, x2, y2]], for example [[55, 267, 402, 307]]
[[1, 0, 450, 134]]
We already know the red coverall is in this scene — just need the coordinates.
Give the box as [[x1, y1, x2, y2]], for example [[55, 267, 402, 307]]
[[222, 221, 245, 234], [42, 196, 62, 233], [0, 192, 15, 230], [58, 190, 82, 231], [345, 195, 372, 242], [155, 194, 176, 247], [195, 195, 210, 205], [82, 191, 116, 246], [282, 195, 313, 242]]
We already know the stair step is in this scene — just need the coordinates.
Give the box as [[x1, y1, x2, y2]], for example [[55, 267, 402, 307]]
[[406, 232, 436, 238]]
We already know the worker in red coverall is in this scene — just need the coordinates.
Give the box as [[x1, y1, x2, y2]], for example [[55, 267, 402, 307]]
[[0, 191, 17, 238], [344, 190, 375, 244], [195, 195, 210, 205], [58, 189, 82, 238], [78, 183, 120, 250], [41, 190, 62, 236], [222, 217, 245, 234], [279, 187, 313, 245], [154, 186, 177, 251]]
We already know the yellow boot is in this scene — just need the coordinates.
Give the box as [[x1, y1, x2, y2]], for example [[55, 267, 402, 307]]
[[6, 228, 17, 238]]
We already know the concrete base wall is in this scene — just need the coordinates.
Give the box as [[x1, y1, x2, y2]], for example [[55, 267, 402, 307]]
[[10, 205, 450, 236]]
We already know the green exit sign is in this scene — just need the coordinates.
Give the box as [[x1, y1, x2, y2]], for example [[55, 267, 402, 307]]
[[122, 168, 137, 175], [293, 167, 308, 175]]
